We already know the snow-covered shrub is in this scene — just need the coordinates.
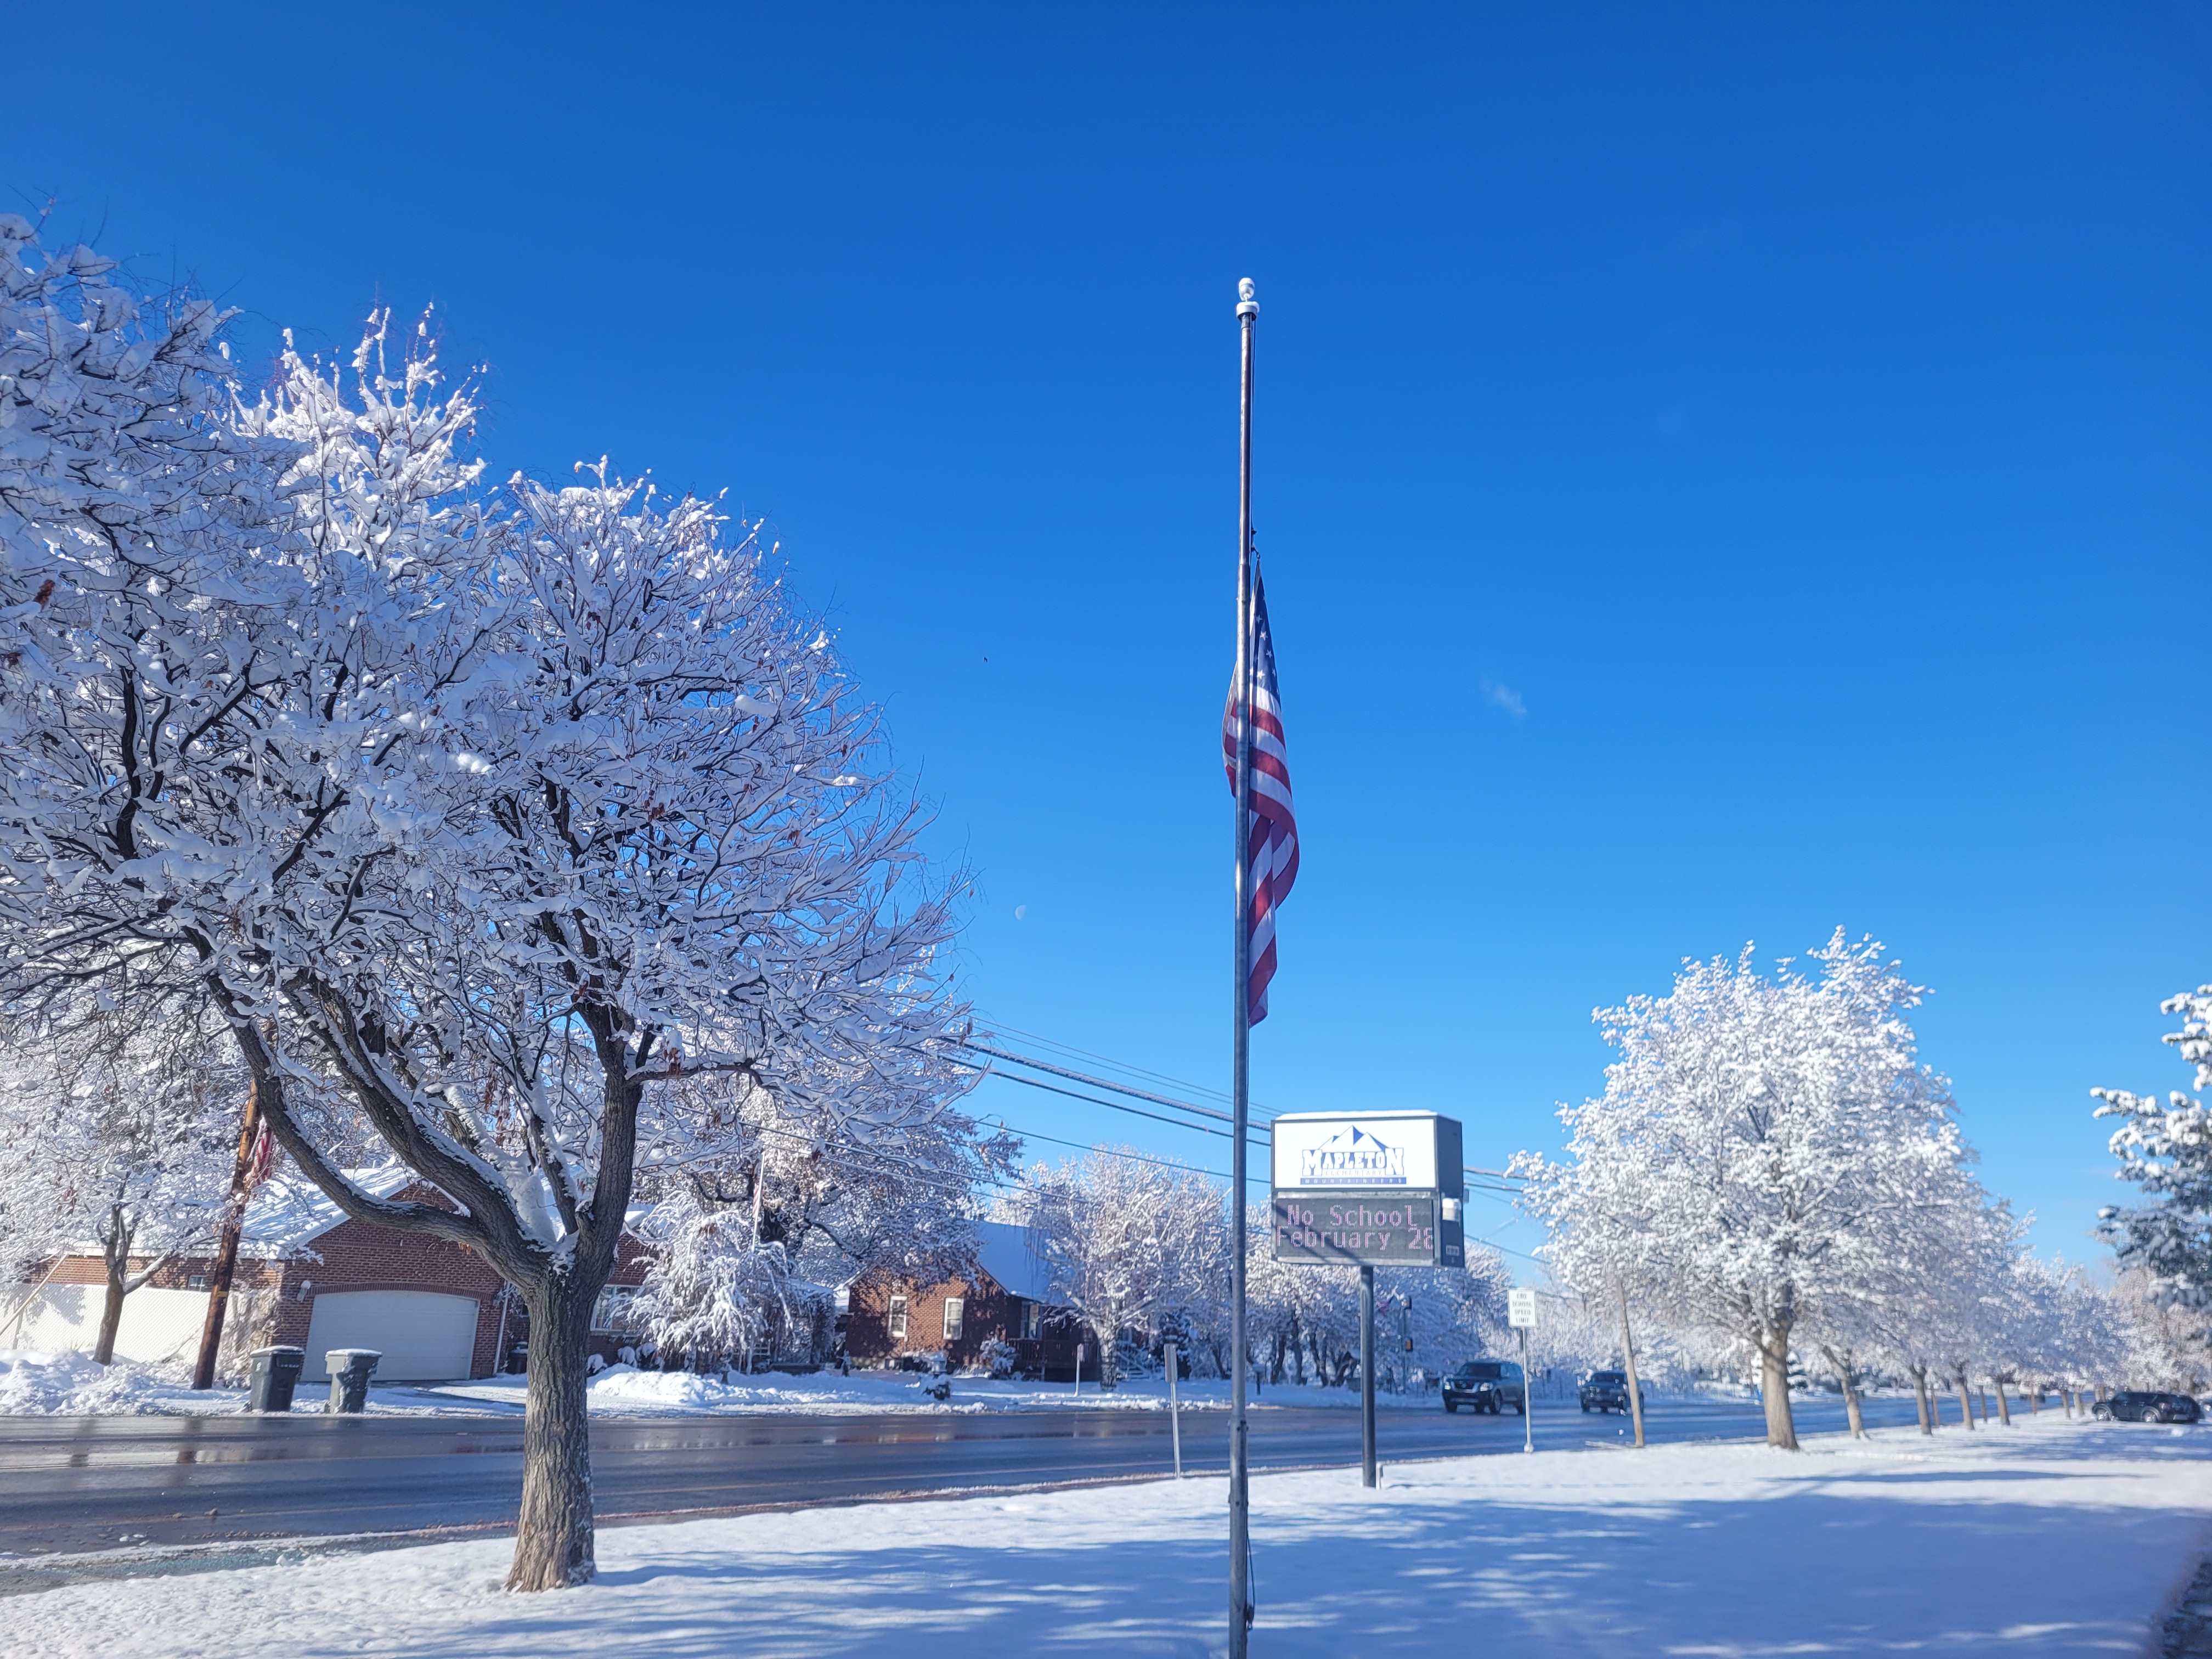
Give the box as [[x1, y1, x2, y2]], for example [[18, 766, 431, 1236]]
[[974, 1337, 1019, 1378]]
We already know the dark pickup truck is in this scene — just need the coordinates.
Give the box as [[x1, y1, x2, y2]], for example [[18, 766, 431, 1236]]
[[1443, 1359, 1526, 1415], [1579, 1369, 1647, 1414]]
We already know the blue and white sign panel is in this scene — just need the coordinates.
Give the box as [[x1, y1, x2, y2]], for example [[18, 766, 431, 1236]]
[[1283, 1119, 1433, 1194], [1269, 1111, 1465, 1269]]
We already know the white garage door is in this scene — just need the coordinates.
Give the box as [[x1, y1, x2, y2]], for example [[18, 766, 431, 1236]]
[[303, 1291, 481, 1383]]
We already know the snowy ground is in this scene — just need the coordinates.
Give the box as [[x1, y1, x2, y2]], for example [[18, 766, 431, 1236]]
[[10, 1412, 2207, 1657], [428, 1365, 1444, 1417], [0, 1349, 1449, 1418]]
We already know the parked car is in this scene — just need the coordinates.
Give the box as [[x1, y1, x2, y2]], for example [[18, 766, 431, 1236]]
[[1579, 1369, 1648, 1414], [2096, 1391, 2200, 1424], [1443, 1359, 1525, 1415]]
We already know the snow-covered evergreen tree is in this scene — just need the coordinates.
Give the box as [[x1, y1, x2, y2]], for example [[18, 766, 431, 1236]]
[[2093, 983, 2212, 1338]]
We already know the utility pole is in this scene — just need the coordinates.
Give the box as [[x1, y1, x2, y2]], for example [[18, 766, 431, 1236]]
[[1227, 273, 1259, 1659], [1359, 1265, 1376, 1488], [190, 1077, 265, 1391], [1616, 1276, 1646, 1449]]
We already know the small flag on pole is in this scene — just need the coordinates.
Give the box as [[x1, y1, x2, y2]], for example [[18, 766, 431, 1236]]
[[1222, 572, 1299, 1023]]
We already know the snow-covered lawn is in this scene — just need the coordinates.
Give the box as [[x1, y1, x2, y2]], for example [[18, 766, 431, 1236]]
[[431, 1364, 1434, 1417], [12, 1412, 2207, 1657], [0, 1348, 1431, 1418]]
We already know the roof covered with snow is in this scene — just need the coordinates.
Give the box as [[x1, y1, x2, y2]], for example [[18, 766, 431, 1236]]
[[237, 1164, 427, 1259], [971, 1220, 1056, 1305]]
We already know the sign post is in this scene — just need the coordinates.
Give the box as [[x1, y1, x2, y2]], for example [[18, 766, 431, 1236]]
[[1165, 1340, 1183, 1477], [1270, 1111, 1466, 1494], [1508, 1286, 1537, 1454], [1358, 1266, 1376, 1487]]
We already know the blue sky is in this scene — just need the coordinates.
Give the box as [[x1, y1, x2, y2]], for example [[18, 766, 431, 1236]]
[[11, 4, 2208, 1271]]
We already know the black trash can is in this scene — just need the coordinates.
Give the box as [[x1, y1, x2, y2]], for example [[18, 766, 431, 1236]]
[[325, 1348, 381, 1414], [247, 1346, 306, 1413]]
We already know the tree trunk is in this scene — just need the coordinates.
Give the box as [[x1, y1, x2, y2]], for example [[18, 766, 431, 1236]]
[[191, 1078, 266, 1391], [2027, 1386, 2039, 1415], [1911, 1366, 1932, 1435], [1616, 1278, 1646, 1449], [93, 1206, 133, 1365], [1994, 1381, 2011, 1426], [1977, 1384, 1991, 1425], [93, 1261, 127, 1366], [1759, 1331, 1798, 1450], [1953, 1370, 1976, 1430], [508, 1279, 599, 1592], [1097, 1324, 1118, 1391], [1842, 1369, 1864, 1438]]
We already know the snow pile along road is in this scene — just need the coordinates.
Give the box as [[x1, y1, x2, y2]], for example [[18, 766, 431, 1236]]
[[12, 1413, 2209, 1657], [0, 1351, 213, 1417]]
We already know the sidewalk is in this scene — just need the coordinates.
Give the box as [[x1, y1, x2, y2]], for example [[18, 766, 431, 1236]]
[[11, 1412, 2208, 1657]]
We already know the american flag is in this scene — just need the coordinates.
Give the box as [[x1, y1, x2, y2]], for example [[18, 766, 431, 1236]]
[[1222, 572, 1299, 1024]]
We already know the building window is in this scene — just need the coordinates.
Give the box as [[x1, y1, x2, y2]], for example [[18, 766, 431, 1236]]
[[187, 1274, 208, 1290], [1019, 1300, 1041, 1341], [833, 1284, 850, 1315], [888, 1295, 908, 1341], [591, 1286, 639, 1335], [943, 1297, 964, 1342]]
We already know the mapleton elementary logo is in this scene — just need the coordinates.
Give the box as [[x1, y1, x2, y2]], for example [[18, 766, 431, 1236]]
[[1297, 1125, 1406, 1186]]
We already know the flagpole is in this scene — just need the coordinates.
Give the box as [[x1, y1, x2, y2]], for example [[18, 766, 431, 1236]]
[[1228, 273, 1258, 1658]]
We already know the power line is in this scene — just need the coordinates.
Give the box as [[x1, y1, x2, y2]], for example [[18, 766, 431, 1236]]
[[979, 1118, 1242, 1183], [985, 1020, 1259, 1114], [967, 1038, 1525, 1182], [972, 1066, 1251, 1142], [960, 1041, 1255, 1132]]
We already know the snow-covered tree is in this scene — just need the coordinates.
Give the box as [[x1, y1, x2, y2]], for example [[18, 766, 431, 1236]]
[[2110, 1266, 2212, 1393], [0, 993, 241, 1362], [2093, 983, 2212, 1338], [1243, 1211, 1510, 1387], [1515, 933, 1967, 1449], [662, 1069, 1008, 1309], [1019, 1148, 1223, 1388], [629, 1184, 819, 1373], [0, 246, 992, 1591]]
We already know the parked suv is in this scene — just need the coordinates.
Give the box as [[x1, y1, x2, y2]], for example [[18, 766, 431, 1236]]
[[1442, 1360, 1525, 1415], [1579, 1369, 1647, 1414], [2095, 1391, 2200, 1424]]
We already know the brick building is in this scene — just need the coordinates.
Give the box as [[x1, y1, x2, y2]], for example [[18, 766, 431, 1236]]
[[843, 1220, 1087, 1378], [13, 1165, 652, 1383]]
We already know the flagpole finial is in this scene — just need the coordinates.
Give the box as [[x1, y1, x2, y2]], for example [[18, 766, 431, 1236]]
[[1237, 277, 1258, 318]]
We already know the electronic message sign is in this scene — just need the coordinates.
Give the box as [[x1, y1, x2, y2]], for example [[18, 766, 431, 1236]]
[[1268, 1111, 1465, 1269]]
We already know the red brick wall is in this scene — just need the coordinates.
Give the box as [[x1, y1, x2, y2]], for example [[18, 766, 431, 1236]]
[[26, 1184, 664, 1381], [846, 1267, 1075, 1372]]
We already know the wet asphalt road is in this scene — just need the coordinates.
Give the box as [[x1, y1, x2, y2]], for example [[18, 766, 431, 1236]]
[[0, 1392, 1934, 1556]]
